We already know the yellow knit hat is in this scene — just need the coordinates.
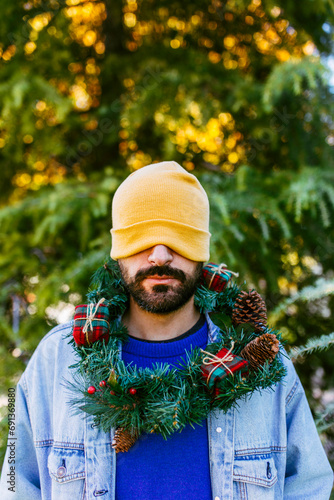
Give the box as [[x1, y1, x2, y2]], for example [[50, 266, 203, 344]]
[[110, 161, 210, 261]]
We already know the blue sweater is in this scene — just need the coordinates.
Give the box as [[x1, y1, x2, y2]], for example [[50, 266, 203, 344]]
[[115, 316, 213, 500]]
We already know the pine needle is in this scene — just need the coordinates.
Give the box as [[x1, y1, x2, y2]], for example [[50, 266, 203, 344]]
[[270, 278, 334, 324], [289, 332, 334, 361]]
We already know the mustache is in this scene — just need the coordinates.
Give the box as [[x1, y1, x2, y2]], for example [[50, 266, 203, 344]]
[[134, 265, 186, 284]]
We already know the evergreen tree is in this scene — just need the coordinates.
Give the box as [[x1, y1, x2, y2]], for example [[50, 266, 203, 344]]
[[0, 0, 333, 476]]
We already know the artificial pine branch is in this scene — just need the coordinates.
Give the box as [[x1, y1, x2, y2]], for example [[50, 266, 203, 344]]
[[90, 257, 122, 290], [194, 285, 218, 312], [66, 317, 285, 439], [215, 282, 241, 314], [65, 260, 286, 448], [194, 282, 241, 314], [87, 257, 129, 318]]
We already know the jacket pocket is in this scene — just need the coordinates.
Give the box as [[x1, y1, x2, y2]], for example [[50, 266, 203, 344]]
[[233, 456, 277, 500], [47, 446, 86, 499]]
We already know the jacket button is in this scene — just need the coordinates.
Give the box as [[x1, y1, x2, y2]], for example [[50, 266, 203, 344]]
[[216, 427, 222, 433], [57, 466, 66, 478]]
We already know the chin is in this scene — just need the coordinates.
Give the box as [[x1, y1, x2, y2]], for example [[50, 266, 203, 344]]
[[151, 284, 170, 293]]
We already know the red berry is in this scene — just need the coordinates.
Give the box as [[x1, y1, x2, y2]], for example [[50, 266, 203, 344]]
[[110, 390, 115, 396], [129, 387, 137, 395], [87, 386, 96, 394], [99, 380, 106, 387]]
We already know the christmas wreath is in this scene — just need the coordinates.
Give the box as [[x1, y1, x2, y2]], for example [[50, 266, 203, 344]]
[[66, 259, 286, 452]]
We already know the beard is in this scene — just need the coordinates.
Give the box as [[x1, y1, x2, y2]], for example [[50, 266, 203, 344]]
[[117, 261, 203, 314]]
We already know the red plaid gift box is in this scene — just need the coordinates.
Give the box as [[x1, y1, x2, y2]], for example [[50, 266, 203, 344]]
[[73, 299, 110, 346], [201, 345, 249, 389], [202, 263, 239, 293]]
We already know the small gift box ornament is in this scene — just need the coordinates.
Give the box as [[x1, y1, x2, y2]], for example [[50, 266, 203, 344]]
[[202, 263, 239, 293], [73, 298, 110, 346], [201, 343, 249, 389]]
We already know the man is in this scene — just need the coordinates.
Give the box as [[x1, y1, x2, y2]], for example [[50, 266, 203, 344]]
[[0, 160, 333, 499]]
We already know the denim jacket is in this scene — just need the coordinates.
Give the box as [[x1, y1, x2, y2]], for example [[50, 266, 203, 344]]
[[0, 315, 333, 500]]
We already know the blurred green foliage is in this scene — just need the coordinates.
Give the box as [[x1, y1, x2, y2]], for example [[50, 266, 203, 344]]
[[0, 0, 333, 476]]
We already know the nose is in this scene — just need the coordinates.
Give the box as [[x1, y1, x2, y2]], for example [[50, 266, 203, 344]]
[[148, 245, 173, 266]]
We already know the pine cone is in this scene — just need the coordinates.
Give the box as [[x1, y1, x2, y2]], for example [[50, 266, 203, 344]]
[[232, 290, 267, 331], [240, 333, 279, 370], [112, 427, 139, 453]]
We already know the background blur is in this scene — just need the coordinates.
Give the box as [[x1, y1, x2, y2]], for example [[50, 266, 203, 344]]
[[0, 0, 334, 481]]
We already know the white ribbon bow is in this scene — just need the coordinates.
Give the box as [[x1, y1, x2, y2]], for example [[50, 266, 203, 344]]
[[201, 341, 235, 384]]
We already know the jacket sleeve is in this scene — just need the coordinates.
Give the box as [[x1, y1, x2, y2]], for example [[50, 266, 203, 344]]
[[284, 372, 333, 499], [0, 375, 42, 500]]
